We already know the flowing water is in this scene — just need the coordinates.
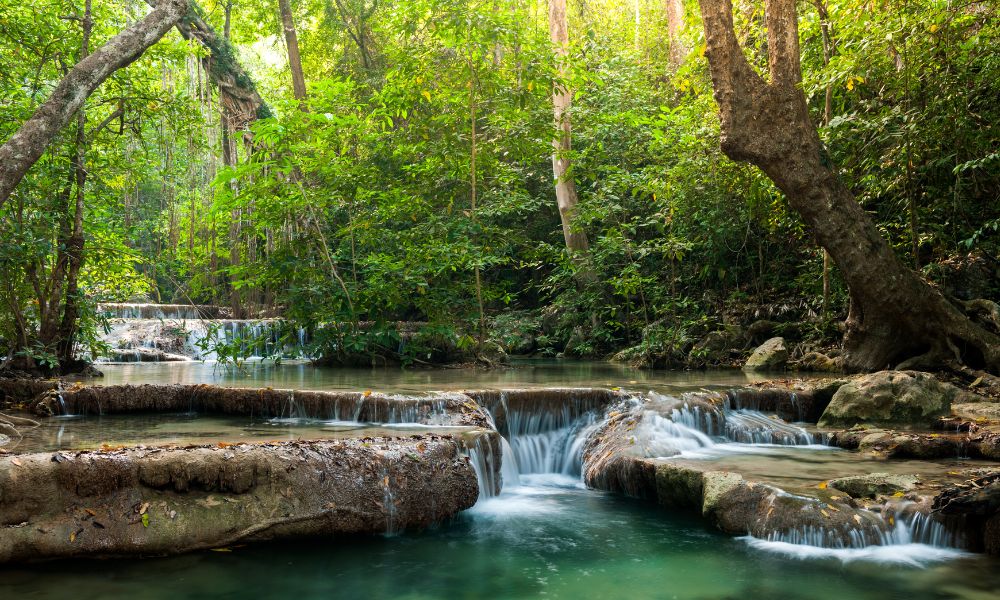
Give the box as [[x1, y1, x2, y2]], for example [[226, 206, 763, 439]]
[[4, 361, 1000, 598]]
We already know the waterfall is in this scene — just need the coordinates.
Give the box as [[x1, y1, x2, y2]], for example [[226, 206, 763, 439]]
[[96, 303, 311, 362], [744, 511, 967, 565], [651, 391, 819, 450]]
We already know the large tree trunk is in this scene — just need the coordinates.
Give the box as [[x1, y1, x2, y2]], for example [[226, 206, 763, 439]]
[[696, 0, 1000, 373], [0, 0, 190, 212], [548, 0, 594, 279], [278, 0, 308, 102]]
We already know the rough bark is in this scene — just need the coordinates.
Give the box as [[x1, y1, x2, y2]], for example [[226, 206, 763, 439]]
[[145, 0, 271, 131], [548, 0, 594, 279], [0, 436, 479, 563], [696, 0, 1000, 373], [278, 0, 308, 102], [0, 0, 190, 212]]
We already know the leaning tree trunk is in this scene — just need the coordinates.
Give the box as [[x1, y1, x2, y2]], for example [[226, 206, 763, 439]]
[[142, 0, 269, 132], [696, 0, 1000, 373], [548, 0, 594, 281], [0, 0, 190, 212]]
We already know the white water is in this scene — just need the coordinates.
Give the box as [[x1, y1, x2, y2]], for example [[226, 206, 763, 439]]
[[96, 304, 309, 362], [635, 391, 971, 563]]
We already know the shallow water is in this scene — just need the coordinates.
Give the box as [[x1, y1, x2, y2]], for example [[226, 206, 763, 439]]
[[92, 359, 779, 393], [2, 475, 999, 599], [7, 361, 1000, 598]]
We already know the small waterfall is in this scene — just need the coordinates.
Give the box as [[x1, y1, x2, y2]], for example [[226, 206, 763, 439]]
[[466, 434, 503, 499], [652, 392, 818, 449], [746, 511, 967, 565], [380, 464, 399, 535], [96, 304, 311, 362]]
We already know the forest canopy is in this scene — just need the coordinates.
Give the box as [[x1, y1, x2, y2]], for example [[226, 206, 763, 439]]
[[0, 0, 997, 371]]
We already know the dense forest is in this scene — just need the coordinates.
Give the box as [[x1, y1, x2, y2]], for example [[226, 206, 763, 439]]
[[1, 0, 998, 372]]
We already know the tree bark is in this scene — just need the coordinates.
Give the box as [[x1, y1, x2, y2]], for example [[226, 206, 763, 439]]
[[56, 0, 95, 366], [0, 0, 190, 212], [278, 0, 308, 103], [696, 0, 1000, 373], [548, 0, 594, 280], [664, 0, 685, 66]]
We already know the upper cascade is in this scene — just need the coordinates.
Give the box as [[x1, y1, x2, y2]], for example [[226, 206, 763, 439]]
[[95, 303, 309, 363]]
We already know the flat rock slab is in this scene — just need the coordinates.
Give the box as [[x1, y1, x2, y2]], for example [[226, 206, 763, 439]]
[[0, 435, 481, 563]]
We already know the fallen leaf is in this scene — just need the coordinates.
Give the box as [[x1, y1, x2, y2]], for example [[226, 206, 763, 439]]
[[84, 508, 96, 517], [817, 481, 828, 489], [820, 509, 830, 518], [211, 547, 232, 553], [11, 458, 22, 467], [826, 504, 840, 512], [139, 502, 150, 515], [853, 515, 862, 525], [892, 491, 905, 498], [141, 513, 150, 528]]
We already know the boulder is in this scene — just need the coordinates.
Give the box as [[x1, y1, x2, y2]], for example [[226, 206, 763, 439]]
[[742, 337, 788, 372], [688, 326, 744, 366], [819, 371, 968, 428], [828, 473, 919, 499], [796, 351, 841, 372]]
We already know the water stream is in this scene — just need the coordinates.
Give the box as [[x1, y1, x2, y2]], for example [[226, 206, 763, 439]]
[[4, 362, 1000, 598]]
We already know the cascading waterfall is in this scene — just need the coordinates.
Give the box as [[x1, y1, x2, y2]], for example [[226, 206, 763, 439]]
[[96, 303, 311, 362], [647, 391, 819, 451], [647, 391, 966, 559]]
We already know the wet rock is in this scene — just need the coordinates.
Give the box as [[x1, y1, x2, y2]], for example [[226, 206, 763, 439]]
[[819, 371, 971, 428], [796, 351, 841, 373], [742, 337, 788, 372], [0, 436, 479, 563], [828, 473, 919, 499], [26, 384, 492, 428], [933, 471, 1000, 555]]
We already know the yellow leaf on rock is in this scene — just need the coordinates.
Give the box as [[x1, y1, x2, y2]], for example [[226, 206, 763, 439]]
[[853, 515, 862, 525], [817, 481, 828, 489]]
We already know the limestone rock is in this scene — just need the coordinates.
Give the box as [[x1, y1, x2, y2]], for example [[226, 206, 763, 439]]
[[819, 371, 966, 428], [742, 337, 788, 372], [828, 473, 919, 499], [796, 351, 841, 372]]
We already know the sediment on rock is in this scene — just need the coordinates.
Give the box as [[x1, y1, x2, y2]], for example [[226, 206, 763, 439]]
[[0, 435, 482, 563], [829, 427, 1000, 460], [933, 471, 1000, 555], [23, 384, 491, 427]]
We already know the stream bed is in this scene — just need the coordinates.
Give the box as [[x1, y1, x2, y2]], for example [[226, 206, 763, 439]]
[[4, 361, 1000, 599]]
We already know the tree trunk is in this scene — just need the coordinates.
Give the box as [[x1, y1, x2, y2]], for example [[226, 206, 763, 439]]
[[548, 0, 594, 280], [664, 0, 685, 66], [696, 0, 1000, 373], [278, 0, 308, 103], [0, 0, 190, 212], [56, 0, 94, 366]]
